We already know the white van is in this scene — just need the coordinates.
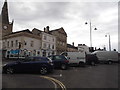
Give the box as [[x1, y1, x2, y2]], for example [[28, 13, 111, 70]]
[[92, 51, 118, 64], [61, 52, 86, 66]]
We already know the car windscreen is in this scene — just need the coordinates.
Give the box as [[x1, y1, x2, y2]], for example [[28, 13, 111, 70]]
[[54, 55, 67, 60]]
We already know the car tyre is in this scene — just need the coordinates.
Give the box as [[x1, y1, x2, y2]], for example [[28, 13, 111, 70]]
[[91, 61, 95, 66], [108, 61, 112, 64], [6, 67, 14, 74], [79, 62, 85, 67], [61, 64, 67, 70], [40, 67, 48, 75]]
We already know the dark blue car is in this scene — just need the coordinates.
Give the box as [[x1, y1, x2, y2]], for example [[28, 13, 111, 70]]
[[2, 57, 54, 75], [48, 55, 69, 70]]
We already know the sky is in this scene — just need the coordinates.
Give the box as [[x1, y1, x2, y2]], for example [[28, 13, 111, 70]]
[[0, 0, 119, 51]]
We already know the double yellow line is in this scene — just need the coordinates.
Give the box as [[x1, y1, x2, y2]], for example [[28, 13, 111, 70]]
[[40, 76, 66, 90]]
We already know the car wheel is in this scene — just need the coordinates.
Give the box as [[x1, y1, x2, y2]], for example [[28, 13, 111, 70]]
[[40, 67, 48, 75], [79, 62, 85, 67], [91, 61, 95, 66], [6, 67, 14, 74], [61, 64, 67, 70], [108, 61, 112, 64]]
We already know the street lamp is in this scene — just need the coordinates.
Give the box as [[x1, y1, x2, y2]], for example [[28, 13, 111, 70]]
[[85, 21, 97, 48], [105, 34, 111, 51]]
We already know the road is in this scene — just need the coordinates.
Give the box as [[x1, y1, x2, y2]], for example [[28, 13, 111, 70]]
[[48, 64, 118, 88], [2, 60, 119, 89]]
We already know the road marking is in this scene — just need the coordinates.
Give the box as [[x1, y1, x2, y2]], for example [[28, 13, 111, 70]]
[[40, 76, 66, 90], [48, 78, 57, 90]]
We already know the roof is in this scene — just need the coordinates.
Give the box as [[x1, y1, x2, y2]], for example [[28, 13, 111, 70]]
[[3, 29, 41, 40], [49, 27, 67, 36], [67, 44, 78, 49], [3, 29, 32, 37]]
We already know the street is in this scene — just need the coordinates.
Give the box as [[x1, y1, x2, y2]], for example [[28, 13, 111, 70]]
[[2, 61, 119, 89]]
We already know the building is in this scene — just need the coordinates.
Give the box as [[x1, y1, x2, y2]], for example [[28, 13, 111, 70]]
[[32, 27, 56, 57], [2, 29, 42, 58], [67, 44, 78, 52], [1, 0, 13, 36], [78, 44, 90, 54], [50, 27, 67, 54], [32, 26, 67, 55]]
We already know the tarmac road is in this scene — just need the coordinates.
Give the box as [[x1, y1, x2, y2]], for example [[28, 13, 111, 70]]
[[2, 60, 119, 89]]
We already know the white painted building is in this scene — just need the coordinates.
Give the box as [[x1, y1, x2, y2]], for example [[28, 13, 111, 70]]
[[78, 44, 90, 54], [2, 29, 42, 58], [41, 30, 56, 57]]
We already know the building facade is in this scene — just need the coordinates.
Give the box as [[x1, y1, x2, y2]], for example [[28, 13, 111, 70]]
[[67, 44, 78, 52], [32, 27, 56, 57], [2, 29, 42, 58], [78, 44, 90, 54], [50, 27, 67, 54]]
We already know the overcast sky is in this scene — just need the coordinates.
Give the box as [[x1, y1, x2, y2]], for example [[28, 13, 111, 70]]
[[0, 0, 119, 51]]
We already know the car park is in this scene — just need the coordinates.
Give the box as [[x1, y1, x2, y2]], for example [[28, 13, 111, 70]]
[[48, 55, 69, 70], [2, 56, 54, 75]]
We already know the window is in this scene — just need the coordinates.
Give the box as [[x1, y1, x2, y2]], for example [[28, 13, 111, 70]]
[[52, 45, 54, 49], [11, 41, 13, 47], [52, 51, 54, 55], [31, 41, 34, 47], [54, 56, 62, 60], [53, 38, 54, 42], [3, 41, 5, 46], [24, 41, 27, 45], [48, 44, 50, 49], [37, 51, 40, 55], [63, 42, 65, 46], [7, 41, 9, 48], [43, 43, 46, 48], [44, 35, 47, 40], [15, 40, 18, 47]]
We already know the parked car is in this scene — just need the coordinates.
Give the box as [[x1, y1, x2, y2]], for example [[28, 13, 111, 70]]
[[2, 56, 54, 75], [61, 52, 86, 67], [85, 54, 99, 66], [48, 55, 69, 70], [92, 51, 118, 64]]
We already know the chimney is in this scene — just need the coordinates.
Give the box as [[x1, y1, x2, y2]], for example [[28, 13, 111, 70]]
[[44, 27, 45, 32], [45, 26, 49, 33], [83, 44, 85, 46], [72, 42, 74, 46], [44, 26, 49, 33], [78, 44, 82, 46]]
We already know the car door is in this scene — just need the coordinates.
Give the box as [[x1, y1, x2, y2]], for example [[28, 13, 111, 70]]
[[53, 56, 63, 68], [16, 59, 35, 73]]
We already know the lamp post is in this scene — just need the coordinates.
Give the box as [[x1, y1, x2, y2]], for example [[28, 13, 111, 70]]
[[105, 34, 111, 51], [85, 21, 97, 48]]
